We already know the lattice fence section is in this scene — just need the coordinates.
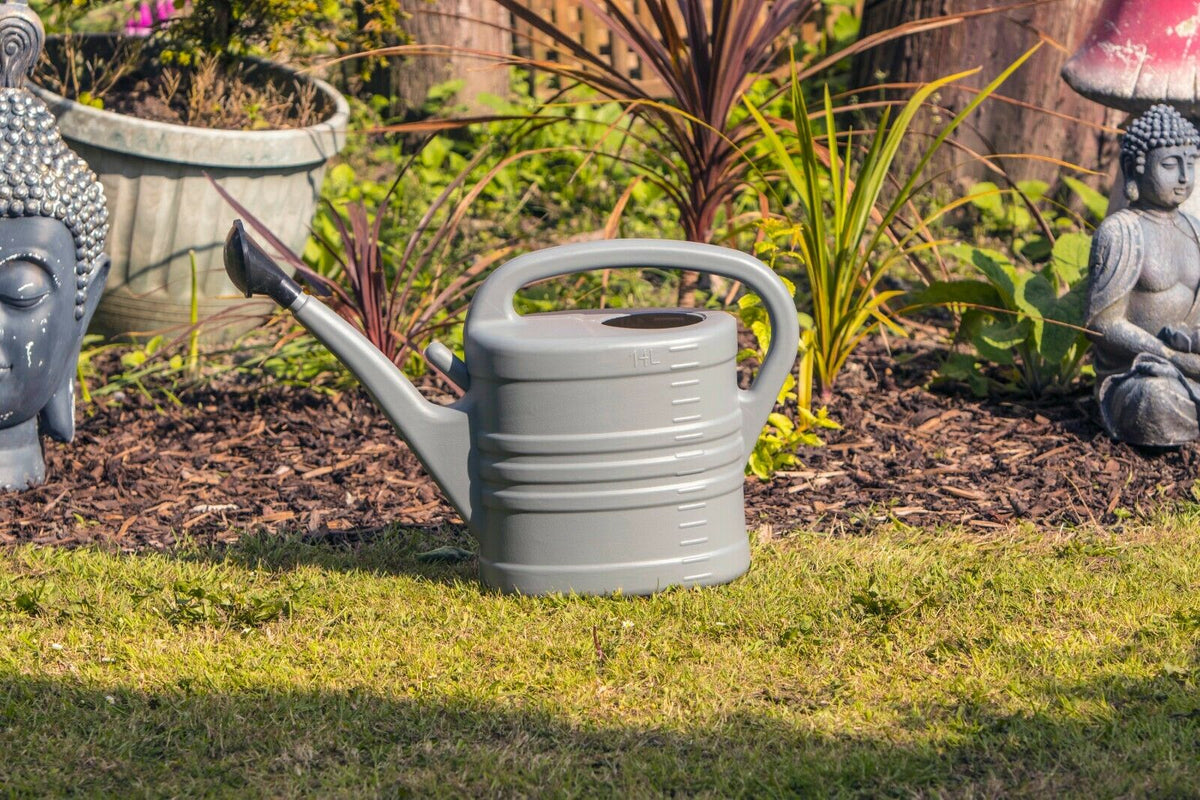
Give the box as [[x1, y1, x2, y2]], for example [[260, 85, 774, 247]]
[[510, 1, 863, 98], [511, 0, 682, 96]]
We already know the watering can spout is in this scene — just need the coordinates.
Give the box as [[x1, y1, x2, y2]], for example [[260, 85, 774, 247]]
[[222, 222, 476, 521]]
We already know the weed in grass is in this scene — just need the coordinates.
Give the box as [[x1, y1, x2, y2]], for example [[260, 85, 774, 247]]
[[1051, 538, 1130, 561], [156, 581, 299, 629], [777, 614, 816, 646], [1173, 608, 1200, 632], [849, 574, 904, 622], [7, 583, 49, 618]]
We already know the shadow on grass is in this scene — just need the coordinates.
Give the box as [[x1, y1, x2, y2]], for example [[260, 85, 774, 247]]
[[171, 525, 482, 586], [0, 667, 1197, 796]]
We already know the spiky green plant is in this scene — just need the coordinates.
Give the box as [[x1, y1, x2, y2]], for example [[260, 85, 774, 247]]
[[744, 45, 1039, 403]]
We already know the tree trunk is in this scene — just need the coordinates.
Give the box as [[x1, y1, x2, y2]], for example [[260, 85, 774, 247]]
[[854, 0, 1122, 193], [366, 0, 511, 117]]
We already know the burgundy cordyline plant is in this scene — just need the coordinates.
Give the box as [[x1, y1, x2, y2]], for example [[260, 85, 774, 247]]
[[500, 0, 813, 247], [387, 0, 815, 266], [209, 143, 517, 385], [367, 0, 817, 303]]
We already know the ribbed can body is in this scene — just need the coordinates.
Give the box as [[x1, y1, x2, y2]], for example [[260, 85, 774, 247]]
[[466, 309, 751, 595]]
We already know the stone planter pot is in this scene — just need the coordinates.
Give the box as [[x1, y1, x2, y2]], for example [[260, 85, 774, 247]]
[[30, 38, 349, 341]]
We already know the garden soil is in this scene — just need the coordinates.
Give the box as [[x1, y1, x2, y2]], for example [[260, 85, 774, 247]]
[[3, 330, 1198, 551]]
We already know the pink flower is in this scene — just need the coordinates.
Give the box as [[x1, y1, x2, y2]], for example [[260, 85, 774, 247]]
[[124, 0, 182, 36], [125, 2, 153, 36]]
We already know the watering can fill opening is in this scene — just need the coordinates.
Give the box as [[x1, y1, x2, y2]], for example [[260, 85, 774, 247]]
[[602, 311, 705, 329]]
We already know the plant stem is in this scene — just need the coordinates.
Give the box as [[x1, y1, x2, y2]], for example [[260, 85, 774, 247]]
[[188, 249, 200, 377]]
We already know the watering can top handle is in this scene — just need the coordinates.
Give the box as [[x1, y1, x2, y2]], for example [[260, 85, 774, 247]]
[[470, 239, 789, 323], [469, 239, 800, 447]]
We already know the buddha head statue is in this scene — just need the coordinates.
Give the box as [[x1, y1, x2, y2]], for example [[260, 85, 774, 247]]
[[0, 0, 109, 491], [1120, 104, 1200, 209]]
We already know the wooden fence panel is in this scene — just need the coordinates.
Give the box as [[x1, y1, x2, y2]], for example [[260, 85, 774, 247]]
[[510, 1, 863, 99], [512, 0, 681, 96]]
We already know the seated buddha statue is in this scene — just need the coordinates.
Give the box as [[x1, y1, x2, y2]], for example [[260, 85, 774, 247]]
[[1088, 104, 1200, 447], [0, 1, 109, 490]]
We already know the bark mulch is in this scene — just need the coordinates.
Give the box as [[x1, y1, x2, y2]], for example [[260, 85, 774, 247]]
[[3, 332, 1198, 550], [747, 334, 1200, 533], [0, 380, 460, 550]]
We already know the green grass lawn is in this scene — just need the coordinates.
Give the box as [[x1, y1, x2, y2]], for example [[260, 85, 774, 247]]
[[2, 513, 1199, 798]]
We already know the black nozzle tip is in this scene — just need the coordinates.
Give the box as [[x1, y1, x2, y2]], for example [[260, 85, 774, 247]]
[[224, 220, 253, 297], [224, 220, 303, 308]]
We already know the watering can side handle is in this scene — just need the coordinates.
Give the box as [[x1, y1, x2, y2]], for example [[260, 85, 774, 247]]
[[468, 239, 799, 459]]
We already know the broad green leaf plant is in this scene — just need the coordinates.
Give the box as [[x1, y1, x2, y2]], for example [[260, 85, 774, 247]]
[[744, 46, 1039, 403], [907, 176, 1102, 397], [910, 238, 1092, 397], [963, 176, 1106, 262]]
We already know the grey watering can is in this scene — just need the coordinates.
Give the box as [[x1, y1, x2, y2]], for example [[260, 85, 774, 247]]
[[225, 223, 799, 595]]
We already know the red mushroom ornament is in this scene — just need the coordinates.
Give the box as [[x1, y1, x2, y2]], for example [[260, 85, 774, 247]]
[[1063, 0, 1200, 214]]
